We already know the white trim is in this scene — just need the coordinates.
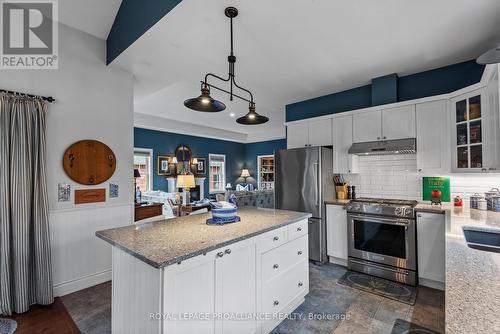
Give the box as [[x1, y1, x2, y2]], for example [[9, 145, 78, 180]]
[[284, 82, 487, 126], [49, 202, 134, 215], [134, 147, 154, 191], [208, 154, 226, 194], [53, 269, 111, 297]]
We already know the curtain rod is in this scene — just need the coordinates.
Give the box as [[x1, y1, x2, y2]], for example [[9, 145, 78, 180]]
[[0, 89, 55, 103]]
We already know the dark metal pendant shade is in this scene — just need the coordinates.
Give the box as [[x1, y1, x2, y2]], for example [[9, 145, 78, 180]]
[[184, 7, 269, 124], [184, 87, 226, 112], [236, 103, 269, 125], [477, 46, 500, 65]]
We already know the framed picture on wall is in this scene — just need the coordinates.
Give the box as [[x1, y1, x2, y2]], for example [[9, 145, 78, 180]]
[[157, 155, 172, 176], [196, 158, 206, 175]]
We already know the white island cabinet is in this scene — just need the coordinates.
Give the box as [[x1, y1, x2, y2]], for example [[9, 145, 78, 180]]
[[98, 209, 310, 334]]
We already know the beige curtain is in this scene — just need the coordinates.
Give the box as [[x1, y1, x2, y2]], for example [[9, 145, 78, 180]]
[[0, 94, 53, 315]]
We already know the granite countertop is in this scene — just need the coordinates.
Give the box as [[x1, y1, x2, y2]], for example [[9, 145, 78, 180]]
[[96, 207, 311, 269], [443, 206, 500, 333]]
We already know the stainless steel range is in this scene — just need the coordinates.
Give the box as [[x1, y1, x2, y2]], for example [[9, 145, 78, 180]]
[[346, 198, 418, 286]]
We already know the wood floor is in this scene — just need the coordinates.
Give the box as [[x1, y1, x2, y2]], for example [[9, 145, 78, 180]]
[[7, 297, 80, 334]]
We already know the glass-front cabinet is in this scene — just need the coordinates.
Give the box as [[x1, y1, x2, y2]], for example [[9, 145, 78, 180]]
[[451, 86, 499, 172]]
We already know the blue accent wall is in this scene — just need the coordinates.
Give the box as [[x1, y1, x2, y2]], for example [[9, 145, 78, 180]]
[[134, 127, 285, 196], [106, 0, 182, 64], [286, 60, 485, 122], [243, 139, 287, 188], [372, 74, 398, 106]]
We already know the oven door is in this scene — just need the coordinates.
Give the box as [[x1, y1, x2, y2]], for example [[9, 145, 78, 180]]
[[347, 213, 416, 270]]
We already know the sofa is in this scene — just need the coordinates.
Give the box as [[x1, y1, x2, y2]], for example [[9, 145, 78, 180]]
[[141, 190, 182, 219], [223, 189, 274, 209]]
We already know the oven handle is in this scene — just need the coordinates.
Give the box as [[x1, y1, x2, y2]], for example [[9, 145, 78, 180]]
[[348, 214, 412, 227], [349, 258, 410, 275]]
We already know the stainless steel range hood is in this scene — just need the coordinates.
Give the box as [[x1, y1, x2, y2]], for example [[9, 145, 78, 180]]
[[348, 138, 416, 155]]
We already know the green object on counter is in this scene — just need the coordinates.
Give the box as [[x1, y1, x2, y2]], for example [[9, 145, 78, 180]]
[[422, 177, 451, 202]]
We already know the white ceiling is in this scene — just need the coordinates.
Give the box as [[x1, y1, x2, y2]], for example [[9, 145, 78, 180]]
[[59, 0, 122, 39], [111, 0, 500, 142]]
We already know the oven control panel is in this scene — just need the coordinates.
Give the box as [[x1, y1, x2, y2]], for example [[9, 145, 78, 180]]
[[394, 207, 414, 218]]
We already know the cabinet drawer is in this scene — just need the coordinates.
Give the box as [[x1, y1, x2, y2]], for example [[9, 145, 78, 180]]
[[287, 219, 308, 241], [262, 259, 309, 315], [259, 227, 287, 253], [262, 235, 308, 283]]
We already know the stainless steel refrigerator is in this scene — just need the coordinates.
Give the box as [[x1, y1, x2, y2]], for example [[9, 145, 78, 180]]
[[275, 147, 333, 263]]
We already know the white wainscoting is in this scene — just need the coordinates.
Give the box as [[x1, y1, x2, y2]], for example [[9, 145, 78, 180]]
[[50, 203, 134, 296]]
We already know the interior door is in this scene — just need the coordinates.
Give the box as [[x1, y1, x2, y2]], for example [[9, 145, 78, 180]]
[[275, 148, 320, 217]]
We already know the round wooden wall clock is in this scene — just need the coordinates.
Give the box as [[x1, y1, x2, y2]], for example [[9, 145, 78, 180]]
[[63, 140, 116, 185]]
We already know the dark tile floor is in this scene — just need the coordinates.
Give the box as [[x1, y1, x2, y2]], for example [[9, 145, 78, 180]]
[[62, 263, 444, 334], [61, 281, 111, 334]]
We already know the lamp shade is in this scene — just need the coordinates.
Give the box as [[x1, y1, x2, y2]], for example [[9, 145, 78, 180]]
[[184, 86, 226, 112], [170, 157, 178, 164], [192, 158, 198, 164], [134, 169, 141, 178], [177, 174, 195, 188], [240, 169, 251, 178], [236, 103, 269, 125]]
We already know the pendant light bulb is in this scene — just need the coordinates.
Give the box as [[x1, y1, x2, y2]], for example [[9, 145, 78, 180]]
[[184, 84, 226, 112], [236, 103, 269, 125]]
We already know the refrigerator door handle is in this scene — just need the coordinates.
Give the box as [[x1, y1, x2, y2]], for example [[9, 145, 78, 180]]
[[314, 161, 319, 207]]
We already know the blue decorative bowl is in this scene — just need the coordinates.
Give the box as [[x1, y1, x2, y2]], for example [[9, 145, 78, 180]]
[[211, 206, 238, 220]]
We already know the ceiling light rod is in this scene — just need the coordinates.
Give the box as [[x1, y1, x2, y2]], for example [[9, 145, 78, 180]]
[[200, 81, 252, 104]]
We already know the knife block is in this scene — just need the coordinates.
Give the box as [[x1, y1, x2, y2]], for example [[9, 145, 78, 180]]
[[336, 185, 348, 200]]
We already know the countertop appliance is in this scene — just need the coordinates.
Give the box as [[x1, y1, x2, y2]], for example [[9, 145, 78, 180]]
[[275, 147, 333, 263], [346, 197, 418, 285]]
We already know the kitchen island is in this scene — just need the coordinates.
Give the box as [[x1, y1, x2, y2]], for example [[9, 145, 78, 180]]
[[96, 207, 311, 334]]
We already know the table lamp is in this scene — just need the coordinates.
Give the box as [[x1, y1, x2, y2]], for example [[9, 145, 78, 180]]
[[177, 173, 195, 205], [240, 169, 251, 183]]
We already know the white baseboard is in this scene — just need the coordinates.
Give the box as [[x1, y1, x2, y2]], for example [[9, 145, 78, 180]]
[[53, 270, 112, 297], [328, 256, 348, 267], [419, 277, 445, 291]]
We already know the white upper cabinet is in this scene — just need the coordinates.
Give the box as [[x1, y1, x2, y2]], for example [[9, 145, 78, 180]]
[[381, 105, 416, 140], [416, 100, 449, 173], [287, 118, 332, 148], [287, 122, 309, 148], [308, 118, 333, 147], [353, 110, 382, 142], [332, 115, 358, 174]]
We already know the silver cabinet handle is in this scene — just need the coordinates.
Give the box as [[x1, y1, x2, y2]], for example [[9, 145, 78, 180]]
[[217, 252, 224, 257], [298, 282, 303, 287], [383, 136, 387, 139], [273, 264, 279, 269], [482, 168, 487, 172], [297, 227, 302, 232], [225, 249, 231, 255], [377, 137, 380, 140], [418, 169, 422, 172], [273, 300, 279, 306], [298, 250, 303, 255], [273, 236, 279, 241]]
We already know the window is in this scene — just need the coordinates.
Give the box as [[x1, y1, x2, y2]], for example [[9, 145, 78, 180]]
[[209, 154, 226, 193], [134, 148, 153, 192]]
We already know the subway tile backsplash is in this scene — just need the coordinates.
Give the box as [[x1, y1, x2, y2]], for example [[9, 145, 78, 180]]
[[342, 155, 500, 201]]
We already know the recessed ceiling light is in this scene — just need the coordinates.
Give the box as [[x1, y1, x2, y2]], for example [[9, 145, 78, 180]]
[[230, 112, 235, 117]]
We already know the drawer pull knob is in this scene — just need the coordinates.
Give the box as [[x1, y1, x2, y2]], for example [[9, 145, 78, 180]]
[[298, 282, 303, 287], [225, 249, 231, 255], [273, 264, 279, 269], [417, 214, 422, 218], [217, 252, 224, 257], [273, 236, 280, 241], [298, 251, 303, 255], [273, 300, 279, 306], [297, 227, 302, 232]]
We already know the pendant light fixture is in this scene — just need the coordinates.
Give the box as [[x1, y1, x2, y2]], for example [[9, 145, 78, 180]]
[[184, 7, 269, 125]]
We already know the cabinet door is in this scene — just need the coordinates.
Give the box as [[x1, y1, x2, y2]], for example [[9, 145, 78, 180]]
[[308, 118, 333, 147], [416, 100, 448, 173], [326, 205, 348, 261], [163, 253, 216, 334], [287, 122, 309, 148], [332, 115, 357, 174], [450, 90, 486, 172], [353, 110, 382, 142], [417, 212, 445, 285], [215, 239, 257, 334], [382, 105, 416, 140]]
